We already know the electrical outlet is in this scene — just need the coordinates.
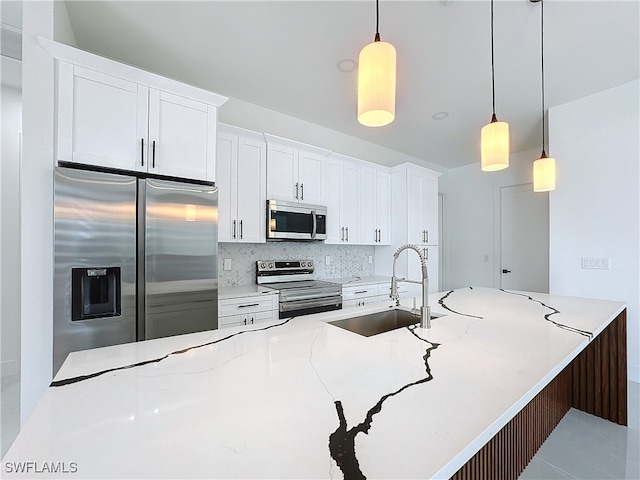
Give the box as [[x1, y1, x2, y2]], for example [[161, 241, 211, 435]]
[[223, 258, 232, 271], [368, 255, 373, 264], [581, 257, 610, 270], [325, 255, 331, 266]]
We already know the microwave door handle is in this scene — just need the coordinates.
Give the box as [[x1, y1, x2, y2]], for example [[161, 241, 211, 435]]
[[311, 209, 317, 239]]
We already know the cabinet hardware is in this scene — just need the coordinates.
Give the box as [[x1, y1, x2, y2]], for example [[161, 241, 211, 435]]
[[341, 227, 345, 242], [232, 220, 237, 239], [355, 290, 367, 294], [238, 303, 260, 308], [295, 182, 299, 199], [345, 227, 349, 242], [250, 317, 254, 324], [243, 318, 247, 325], [152, 140, 156, 168], [240, 220, 243, 240], [425, 230, 429, 244], [300, 183, 304, 200], [502, 269, 512, 274], [141, 138, 144, 167]]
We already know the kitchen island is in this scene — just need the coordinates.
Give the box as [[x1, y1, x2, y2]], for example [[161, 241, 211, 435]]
[[2, 287, 627, 479]]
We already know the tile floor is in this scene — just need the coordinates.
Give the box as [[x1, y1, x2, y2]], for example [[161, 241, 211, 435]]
[[1, 375, 639, 478], [520, 381, 640, 480]]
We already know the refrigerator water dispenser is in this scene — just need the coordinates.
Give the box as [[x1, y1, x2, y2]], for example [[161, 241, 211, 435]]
[[71, 267, 121, 321]]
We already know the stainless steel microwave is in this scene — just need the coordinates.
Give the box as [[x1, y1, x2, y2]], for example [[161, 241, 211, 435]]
[[266, 199, 327, 241]]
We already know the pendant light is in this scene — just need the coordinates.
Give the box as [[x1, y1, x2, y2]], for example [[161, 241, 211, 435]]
[[533, 0, 556, 192], [357, 0, 396, 127], [481, 0, 510, 172]]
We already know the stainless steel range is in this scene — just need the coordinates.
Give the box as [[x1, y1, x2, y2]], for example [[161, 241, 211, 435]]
[[256, 260, 342, 318]]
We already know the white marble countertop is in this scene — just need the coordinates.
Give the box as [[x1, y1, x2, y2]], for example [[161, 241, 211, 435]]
[[2, 288, 625, 479], [218, 284, 277, 299]]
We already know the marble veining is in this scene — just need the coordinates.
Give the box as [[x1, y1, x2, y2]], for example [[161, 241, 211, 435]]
[[50, 318, 293, 387], [500, 289, 592, 339], [438, 287, 484, 319], [329, 325, 440, 479]]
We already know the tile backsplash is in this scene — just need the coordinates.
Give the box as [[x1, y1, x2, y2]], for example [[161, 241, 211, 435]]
[[218, 243, 375, 286]]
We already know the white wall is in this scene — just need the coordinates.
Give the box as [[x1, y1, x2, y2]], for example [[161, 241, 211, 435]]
[[549, 80, 640, 383], [1, 83, 22, 378], [439, 146, 544, 290]]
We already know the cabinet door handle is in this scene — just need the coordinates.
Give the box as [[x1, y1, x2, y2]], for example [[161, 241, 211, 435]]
[[378, 229, 382, 242], [152, 140, 156, 168], [425, 230, 429, 244], [300, 183, 304, 200], [345, 227, 349, 242], [141, 138, 144, 167], [232, 220, 237, 239], [295, 182, 299, 199], [341, 227, 344, 242], [240, 220, 243, 240], [250, 316, 254, 324], [243, 318, 247, 325]]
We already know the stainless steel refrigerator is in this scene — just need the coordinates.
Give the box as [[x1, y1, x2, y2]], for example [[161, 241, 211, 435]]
[[53, 166, 218, 374]]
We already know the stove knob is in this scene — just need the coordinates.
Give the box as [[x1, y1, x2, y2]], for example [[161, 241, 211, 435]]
[[307, 261, 313, 268], [260, 263, 267, 269], [300, 262, 306, 267], [268, 263, 274, 268]]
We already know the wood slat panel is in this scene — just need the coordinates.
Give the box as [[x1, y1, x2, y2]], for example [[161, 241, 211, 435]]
[[451, 310, 627, 480]]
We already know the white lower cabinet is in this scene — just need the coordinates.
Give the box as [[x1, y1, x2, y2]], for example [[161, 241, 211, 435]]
[[218, 293, 278, 329], [342, 282, 408, 310]]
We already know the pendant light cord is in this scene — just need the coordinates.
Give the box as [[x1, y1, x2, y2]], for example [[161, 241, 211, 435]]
[[540, 0, 547, 156], [490, 0, 496, 118], [375, 0, 380, 42]]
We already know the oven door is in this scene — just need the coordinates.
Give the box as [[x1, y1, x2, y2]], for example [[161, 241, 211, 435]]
[[267, 200, 327, 241], [279, 295, 342, 319]]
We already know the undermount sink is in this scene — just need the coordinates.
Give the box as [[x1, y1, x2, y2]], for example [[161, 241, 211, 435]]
[[329, 308, 442, 337]]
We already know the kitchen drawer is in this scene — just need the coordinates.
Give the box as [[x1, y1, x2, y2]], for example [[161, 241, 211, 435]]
[[342, 284, 378, 300], [343, 298, 379, 309], [219, 294, 277, 317], [218, 309, 274, 328]]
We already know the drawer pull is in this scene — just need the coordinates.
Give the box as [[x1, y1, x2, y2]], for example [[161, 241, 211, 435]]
[[238, 303, 260, 308], [354, 290, 368, 294]]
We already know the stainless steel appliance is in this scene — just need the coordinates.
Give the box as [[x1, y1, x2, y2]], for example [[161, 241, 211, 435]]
[[266, 200, 327, 241], [54, 166, 218, 374], [256, 260, 341, 318]]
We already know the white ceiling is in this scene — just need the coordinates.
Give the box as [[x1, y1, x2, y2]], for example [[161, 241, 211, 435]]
[[63, 0, 639, 170]]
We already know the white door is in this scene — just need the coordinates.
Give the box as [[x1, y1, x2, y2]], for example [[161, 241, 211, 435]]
[[57, 63, 147, 172], [500, 183, 549, 292], [236, 136, 266, 243], [266, 143, 297, 202], [358, 166, 377, 245], [324, 158, 343, 244], [297, 149, 324, 204], [215, 132, 238, 242], [148, 90, 213, 181], [375, 170, 390, 244], [340, 161, 359, 243]]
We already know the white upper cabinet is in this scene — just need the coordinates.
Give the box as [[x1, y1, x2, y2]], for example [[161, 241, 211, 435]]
[[324, 154, 361, 244], [406, 168, 438, 245], [359, 166, 390, 245], [49, 39, 227, 182], [264, 134, 329, 205], [216, 125, 266, 243]]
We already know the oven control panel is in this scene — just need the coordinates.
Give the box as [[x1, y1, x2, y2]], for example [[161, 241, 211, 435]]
[[257, 260, 315, 274]]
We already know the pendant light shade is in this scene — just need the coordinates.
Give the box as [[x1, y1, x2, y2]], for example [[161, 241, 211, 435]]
[[533, 0, 556, 192], [533, 152, 556, 192], [357, 0, 396, 127], [358, 39, 396, 127], [481, 116, 510, 171], [480, 0, 509, 171]]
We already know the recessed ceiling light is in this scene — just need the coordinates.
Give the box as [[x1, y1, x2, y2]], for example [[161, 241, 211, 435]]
[[432, 112, 449, 120], [337, 58, 357, 73]]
